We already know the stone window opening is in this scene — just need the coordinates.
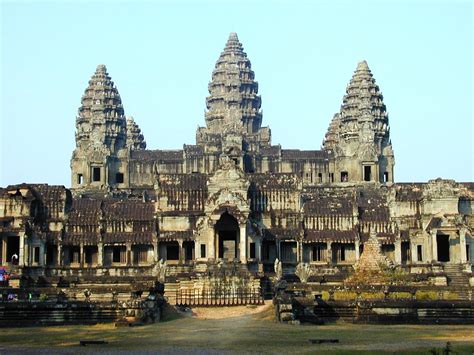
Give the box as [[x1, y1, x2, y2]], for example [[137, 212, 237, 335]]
[[77, 174, 83, 185], [200, 244, 206, 258], [249, 242, 256, 259], [116, 172, 124, 184], [383, 171, 389, 183], [92, 167, 101, 182], [69, 246, 80, 264], [33, 247, 40, 264], [341, 171, 349, 182], [85, 246, 98, 266], [318, 173, 323, 183], [364, 166, 372, 181], [417, 245, 423, 262], [132, 245, 150, 265], [112, 246, 126, 264], [329, 173, 334, 183], [312, 244, 325, 262], [467, 244, 470, 261], [340, 246, 346, 261]]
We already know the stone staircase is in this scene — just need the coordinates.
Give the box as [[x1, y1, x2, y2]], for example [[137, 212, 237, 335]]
[[444, 264, 472, 300]]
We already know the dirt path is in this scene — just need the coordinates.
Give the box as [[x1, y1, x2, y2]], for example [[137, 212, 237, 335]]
[[186, 301, 273, 320]]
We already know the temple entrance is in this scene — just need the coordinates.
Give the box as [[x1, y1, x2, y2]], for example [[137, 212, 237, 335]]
[[437, 234, 450, 262], [6, 236, 20, 264], [215, 212, 239, 261], [401, 241, 410, 264]]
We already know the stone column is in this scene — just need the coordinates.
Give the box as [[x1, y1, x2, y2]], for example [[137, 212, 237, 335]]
[[296, 241, 302, 263], [57, 244, 62, 266], [1, 237, 6, 266], [153, 239, 159, 263], [459, 229, 467, 263], [19, 233, 25, 267], [97, 243, 103, 267], [40, 242, 45, 266], [79, 242, 84, 268], [239, 224, 247, 263], [327, 241, 332, 264], [410, 242, 418, 263], [394, 238, 402, 265], [126, 242, 132, 266], [24, 243, 29, 266], [431, 231, 437, 262], [255, 239, 262, 261], [355, 239, 360, 261], [178, 240, 184, 264], [210, 229, 216, 260]]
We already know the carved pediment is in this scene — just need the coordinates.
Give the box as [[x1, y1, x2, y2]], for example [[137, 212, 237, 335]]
[[357, 142, 378, 162]]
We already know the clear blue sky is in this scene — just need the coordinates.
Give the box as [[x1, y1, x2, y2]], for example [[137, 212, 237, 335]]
[[1, 0, 472, 186]]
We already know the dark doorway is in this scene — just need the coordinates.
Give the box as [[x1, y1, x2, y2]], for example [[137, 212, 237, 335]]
[[341, 171, 348, 182], [364, 166, 372, 181], [437, 234, 450, 262], [262, 241, 276, 262], [84, 246, 98, 266], [46, 245, 57, 266], [7, 236, 20, 264], [92, 167, 101, 182], [280, 242, 297, 263], [166, 244, 179, 261], [183, 241, 194, 261], [401, 241, 410, 264], [215, 212, 239, 260]]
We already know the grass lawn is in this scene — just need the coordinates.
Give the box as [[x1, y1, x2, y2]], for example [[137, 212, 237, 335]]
[[0, 304, 473, 354]]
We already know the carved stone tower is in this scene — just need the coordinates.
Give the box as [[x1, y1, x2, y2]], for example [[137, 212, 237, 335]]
[[323, 61, 395, 183], [196, 33, 271, 170], [71, 65, 136, 191], [126, 116, 147, 151]]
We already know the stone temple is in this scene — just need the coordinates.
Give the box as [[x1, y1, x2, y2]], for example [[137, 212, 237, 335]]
[[1, 33, 473, 298]]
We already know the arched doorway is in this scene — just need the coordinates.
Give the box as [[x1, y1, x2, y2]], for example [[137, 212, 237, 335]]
[[215, 212, 239, 260]]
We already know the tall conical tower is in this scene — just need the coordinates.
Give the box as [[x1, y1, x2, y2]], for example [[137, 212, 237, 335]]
[[71, 65, 131, 191], [196, 33, 271, 159], [75, 64, 126, 152], [323, 61, 394, 183]]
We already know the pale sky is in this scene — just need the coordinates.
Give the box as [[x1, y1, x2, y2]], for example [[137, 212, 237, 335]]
[[1, 0, 473, 187]]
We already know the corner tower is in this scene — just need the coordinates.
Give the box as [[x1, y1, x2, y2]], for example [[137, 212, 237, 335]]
[[196, 33, 271, 162], [71, 65, 145, 191], [323, 61, 395, 183]]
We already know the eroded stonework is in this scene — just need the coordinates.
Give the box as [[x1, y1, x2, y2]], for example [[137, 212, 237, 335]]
[[1, 33, 473, 290]]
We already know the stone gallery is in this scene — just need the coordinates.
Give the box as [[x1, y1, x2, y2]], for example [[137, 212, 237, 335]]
[[0, 33, 473, 322]]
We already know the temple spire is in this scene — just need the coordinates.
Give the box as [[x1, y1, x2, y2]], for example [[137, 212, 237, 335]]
[[202, 32, 262, 136], [338, 60, 390, 144], [75, 64, 126, 153], [323, 60, 395, 183]]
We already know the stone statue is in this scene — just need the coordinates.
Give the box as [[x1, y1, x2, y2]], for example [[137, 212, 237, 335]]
[[153, 259, 167, 282], [274, 258, 282, 280], [295, 262, 313, 283]]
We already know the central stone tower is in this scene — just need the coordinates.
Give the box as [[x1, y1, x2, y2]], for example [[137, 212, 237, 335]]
[[196, 33, 271, 169]]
